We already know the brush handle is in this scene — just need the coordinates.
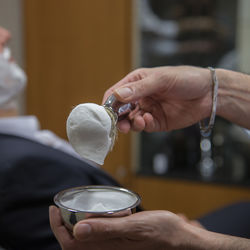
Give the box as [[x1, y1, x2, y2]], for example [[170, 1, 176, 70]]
[[103, 94, 135, 121]]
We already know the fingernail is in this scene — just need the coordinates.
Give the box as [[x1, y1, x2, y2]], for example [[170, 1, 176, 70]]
[[115, 87, 133, 99], [75, 223, 91, 237]]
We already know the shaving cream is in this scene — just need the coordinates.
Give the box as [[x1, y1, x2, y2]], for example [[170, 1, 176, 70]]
[[61, 190, 137, 212], [66, 103, 112, 165]]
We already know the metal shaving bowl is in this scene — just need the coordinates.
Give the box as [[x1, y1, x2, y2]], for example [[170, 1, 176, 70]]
[[54, 185, 141, 231]]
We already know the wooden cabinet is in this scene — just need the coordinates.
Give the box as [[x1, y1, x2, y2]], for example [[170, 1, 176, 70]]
[[23, 0, 133, 185], [133, 176, 250, 219]]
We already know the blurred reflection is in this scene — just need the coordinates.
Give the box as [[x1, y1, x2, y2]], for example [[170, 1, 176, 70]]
[[138, 0, 250, 185], [139, 0, 236, 67]]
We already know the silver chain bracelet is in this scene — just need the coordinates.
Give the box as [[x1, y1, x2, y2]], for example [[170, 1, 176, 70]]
[[199, 67, 219, 137]]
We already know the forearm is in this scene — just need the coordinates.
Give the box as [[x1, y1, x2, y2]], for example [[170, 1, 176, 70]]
[[206, 232, 250, 250], [216, 68, 250, 129], [180, 224, 250, 250]]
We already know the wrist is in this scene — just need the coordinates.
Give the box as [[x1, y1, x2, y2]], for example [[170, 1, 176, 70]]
[[215, 68, 231, 118], [198, 67, 215, 121], [177, 223, 212, 249], [163, 220, 211, 249], [216, 68, 250, 129]]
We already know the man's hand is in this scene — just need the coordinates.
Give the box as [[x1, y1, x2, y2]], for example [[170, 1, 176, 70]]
[[50, 205, 205, 250], [102, 66, 212, 133]]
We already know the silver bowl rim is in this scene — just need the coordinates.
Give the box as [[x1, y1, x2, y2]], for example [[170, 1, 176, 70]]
[[54, 185, 141, 214]]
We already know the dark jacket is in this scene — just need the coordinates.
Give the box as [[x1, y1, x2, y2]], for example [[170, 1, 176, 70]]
[[0, 133, 119, 250]]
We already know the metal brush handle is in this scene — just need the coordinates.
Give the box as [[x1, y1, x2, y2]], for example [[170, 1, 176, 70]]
[[103, 94, 135, 121]]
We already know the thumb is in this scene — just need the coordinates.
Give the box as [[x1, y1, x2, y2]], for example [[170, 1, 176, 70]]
[[114, 75, 159, 103], [73, 217, 131, 242]]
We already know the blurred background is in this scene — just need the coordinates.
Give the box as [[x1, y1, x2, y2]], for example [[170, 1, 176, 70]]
[[1, 0, 250, 219]]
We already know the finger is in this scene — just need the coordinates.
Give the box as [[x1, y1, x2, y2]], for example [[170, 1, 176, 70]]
[[127, 104, 141, 120], [143, 113, 157, 132], [118, 111, 146, 133], [117, 104, 142, 133], [113, 75, 161, 103], [49, 205, 74, 244], [117, 119, 131, 133], [73, 216, 133, 242], [102, 68, 147, 104], [102, 77, 134, 104], [130, 115, 146, 132]]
